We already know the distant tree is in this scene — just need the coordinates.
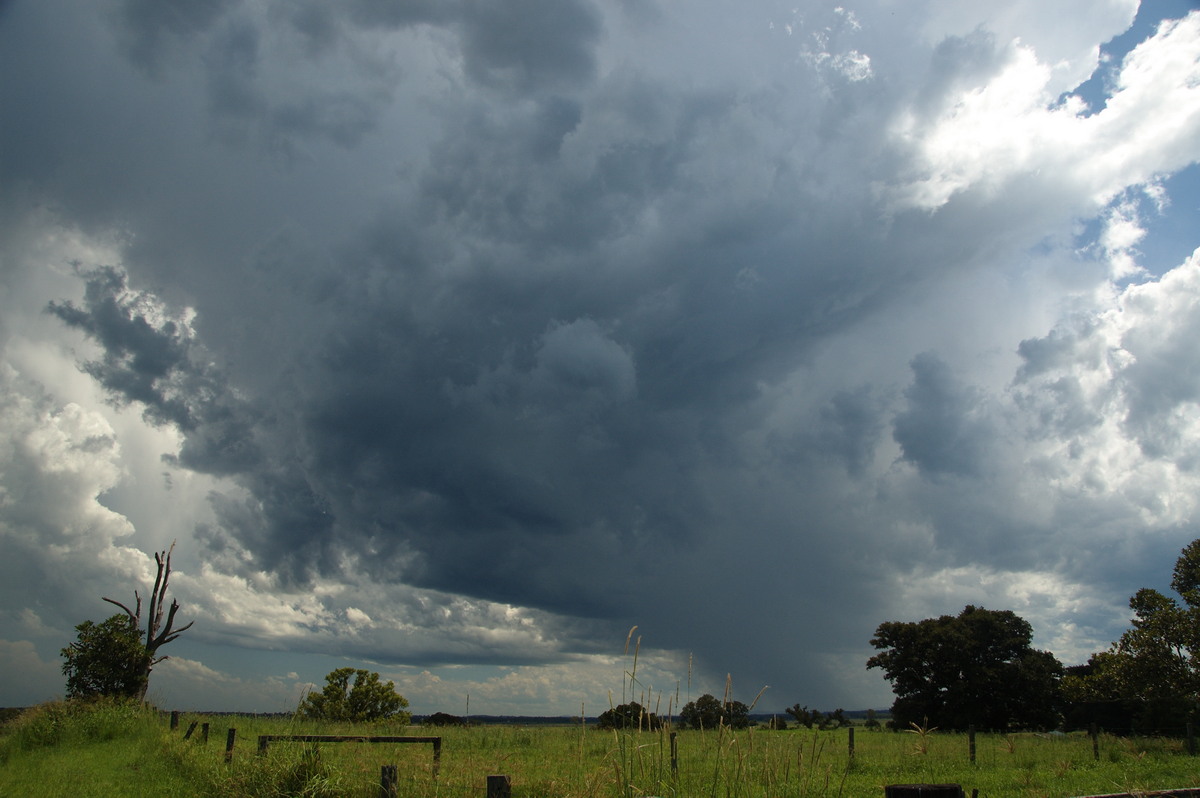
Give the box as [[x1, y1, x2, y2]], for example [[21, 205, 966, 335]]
[[680, 693, 751, 730], [819, 708, 851, 729], [680, 694, 720, 729], [61, 614, 150, 700], [867, 605, 1063, 731], [423, 712, 467, 727], [1065, 539, 1200, 733], [62, 544, 193, 702], [786, 704, 815, 728], [724, 699, 751, 729], [785, 704, 850, 730], [597, 701, 662, 730], [863, 708, 882, 730], [299, 668, 411, 723]]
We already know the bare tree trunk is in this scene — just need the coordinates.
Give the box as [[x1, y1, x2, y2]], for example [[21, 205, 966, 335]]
[[103, 542, 194, 701]]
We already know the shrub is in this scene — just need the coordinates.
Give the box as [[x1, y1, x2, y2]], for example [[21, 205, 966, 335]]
[[298, 668, 411, 724]]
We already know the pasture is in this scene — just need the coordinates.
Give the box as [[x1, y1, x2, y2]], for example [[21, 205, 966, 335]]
[[1, 699, 1198, 797]]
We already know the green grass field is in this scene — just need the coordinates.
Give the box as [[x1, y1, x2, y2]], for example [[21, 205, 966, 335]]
[[2, 700, 1199, 797]]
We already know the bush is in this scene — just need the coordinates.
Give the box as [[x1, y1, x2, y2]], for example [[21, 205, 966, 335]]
[[680, 694, 751, 730], [597, 702, 663, 730], [298, 668, 411, 724], [61, 615, 151, 700]]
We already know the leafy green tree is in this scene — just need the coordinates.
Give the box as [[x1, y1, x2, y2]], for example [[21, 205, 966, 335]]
[[298, 668, 411, 723], [679, 693, 751, 730], [867, 605, 1063, 731], [61, 545, 193, 702], [597, 701, 662, 730], [1066, 539, 1200, 732], [61, 614, 151, 700], [96, 544, 193, 701]]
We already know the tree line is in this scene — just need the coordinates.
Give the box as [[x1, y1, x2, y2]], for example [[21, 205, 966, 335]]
[[867, 538, 1200, 734]]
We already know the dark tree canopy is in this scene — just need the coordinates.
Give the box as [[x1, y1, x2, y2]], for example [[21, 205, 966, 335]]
[[1064, 538, 1200, 733], [786, 705, 851, 730], [423, 712, 467, 727], [298, 668, 411, 723], [679, 693, 751, 730], [61, 614, 150, 700], [596, 701, 663, 730], [867, 605, 1063, 731]]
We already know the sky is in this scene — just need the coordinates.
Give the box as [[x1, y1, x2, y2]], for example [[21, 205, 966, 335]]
[[1, 0, 1199, 717]]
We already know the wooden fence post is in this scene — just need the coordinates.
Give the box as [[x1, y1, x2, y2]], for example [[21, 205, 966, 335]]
[[968, 726, 975, 764], [486, 774, 511, 798], [201, 722, 210, 744], [670, 731, 678, 778], [380, 764, 398, 798], [884, 785, 964, 797], [225, 728, 237, 762], [848, 726, 855, 760], [1090, 723, 1099, 761], [183, 721, 198, 740], [170, 710, 179, 730]]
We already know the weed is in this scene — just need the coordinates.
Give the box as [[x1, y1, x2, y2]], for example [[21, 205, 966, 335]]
[[905, 719, 937, 755]]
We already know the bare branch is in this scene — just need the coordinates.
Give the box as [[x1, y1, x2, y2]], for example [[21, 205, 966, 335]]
[[89, 543, 192, 702], [101, 596, 136, 619], [150, 597, 194, 650], [102, 589, 142, 624], [148, 546, 170, 645]]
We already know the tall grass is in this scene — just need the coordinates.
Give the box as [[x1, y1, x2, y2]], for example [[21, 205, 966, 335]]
[[0, 697, 155, 760], [3, 691, 1199, 796]]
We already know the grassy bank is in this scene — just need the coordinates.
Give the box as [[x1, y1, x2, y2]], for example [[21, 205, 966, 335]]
[[2, 701, 1198, 797]]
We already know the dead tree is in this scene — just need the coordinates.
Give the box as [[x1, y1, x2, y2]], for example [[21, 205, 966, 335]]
[[102, 542, 194, 701]]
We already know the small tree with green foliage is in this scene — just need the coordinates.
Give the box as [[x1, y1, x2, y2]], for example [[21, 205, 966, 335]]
[[1065, 538, 1200, 733], [96, 544, 193, 701], [680, 693, 751, 730], [61, 614, 150, 700], [597, 701, 663, 730], [298, 667, 411, 723]]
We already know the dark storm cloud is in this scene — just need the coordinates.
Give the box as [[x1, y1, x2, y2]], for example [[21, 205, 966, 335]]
[[47, 267, 262, 476], [114, 0, 235, 74], [459, 0, 602, 93], [762, 385, 893, 485], [894, 353, 995, 478], [34, 3, 1039, 636], [10, 0, 1200, 712]]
